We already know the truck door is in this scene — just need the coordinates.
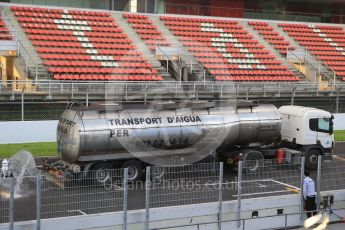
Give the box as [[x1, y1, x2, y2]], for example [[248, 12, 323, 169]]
[[309, 117, 333, 149]]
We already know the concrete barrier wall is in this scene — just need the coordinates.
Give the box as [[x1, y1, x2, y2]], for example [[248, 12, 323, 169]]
[[0, 120, 58, 144], [1, 190, 345, 230], [334, 114, 345, 130], [0, 113, 344, 144], [0, 194, 300, 230]]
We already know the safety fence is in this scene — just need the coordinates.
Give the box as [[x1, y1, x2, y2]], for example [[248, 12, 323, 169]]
[[320, 157, 345, 193], [0, 156, 344, 229], [241, 157, 302, 199], [40, 169, 125, 219], [147, 163, 221, 208], [0, 177, 12, 225], [0, 95, 344, 121]]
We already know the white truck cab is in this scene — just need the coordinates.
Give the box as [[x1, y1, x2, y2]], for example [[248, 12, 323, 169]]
[[279, 106, 334, 169]]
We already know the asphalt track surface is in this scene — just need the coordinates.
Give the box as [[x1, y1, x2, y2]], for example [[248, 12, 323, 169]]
[[1, 142, 345, 223]]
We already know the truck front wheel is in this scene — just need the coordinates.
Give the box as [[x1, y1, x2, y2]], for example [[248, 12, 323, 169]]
[[305, 149, 320, 170]]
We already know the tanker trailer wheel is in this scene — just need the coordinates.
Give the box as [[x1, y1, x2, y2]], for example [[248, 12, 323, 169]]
[[90, 162, 112, 184], [242, 150, 264, 174], [305, 149, 320, 170], [122, 160, 143, 181], [150, 167, 165, 181]]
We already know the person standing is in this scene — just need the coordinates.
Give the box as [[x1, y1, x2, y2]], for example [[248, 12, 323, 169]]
[[303, 170, 317, 218]]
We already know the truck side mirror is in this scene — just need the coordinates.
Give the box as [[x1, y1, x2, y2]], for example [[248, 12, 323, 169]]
[[329, 115, 334, 134]]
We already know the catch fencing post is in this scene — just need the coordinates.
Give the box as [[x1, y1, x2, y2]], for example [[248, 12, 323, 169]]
[[36, 173, 41, 230], [145, 167, 151, 230], [9, 177, 14, 230], [300, 157, 305, 221], [0, 179, 1, 223], [123, 168, 128, 230], [218, 162, 223, 230], [21, 89, 24, 122], [316, 155, 322, 211], [237, 160, 243, 228]]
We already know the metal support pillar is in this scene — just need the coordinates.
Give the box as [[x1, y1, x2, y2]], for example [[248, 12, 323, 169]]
[[316, 155, 322, 211], [336, 91, 340, 113], [145, 167, 151, 230], [300, 157, 305, 221], [36, 173, 41, 230], [123, 168, 128, 230], [218, 162, 223, 230], [21, 90, 24, 122], [9, 178, 14, 230], [237, 160, 242, 228]]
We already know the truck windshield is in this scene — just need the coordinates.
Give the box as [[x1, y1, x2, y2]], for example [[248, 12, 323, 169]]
[[309, 118, 332, 134]]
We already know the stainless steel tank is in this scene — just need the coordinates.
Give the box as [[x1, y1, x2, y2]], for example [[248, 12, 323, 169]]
[[57, 102, 281, 165]]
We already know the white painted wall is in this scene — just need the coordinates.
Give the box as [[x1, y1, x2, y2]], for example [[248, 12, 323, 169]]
[[333, 114, 345, 130], [1, 190, 344, 230], [0, 120, 58, 144]]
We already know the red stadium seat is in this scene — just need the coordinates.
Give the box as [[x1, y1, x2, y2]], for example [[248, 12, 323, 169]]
[[161, 15, 298, 81], [279, 22, 345, 79], [11, 6, 163, 81]]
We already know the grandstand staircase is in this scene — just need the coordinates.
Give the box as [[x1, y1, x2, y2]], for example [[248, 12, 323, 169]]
[[112, 13, 171, 80], [241, 21, 305, 80], [149, 15, 209, 82], [2, 6, 49, 80], [272, 23, 336, 82]]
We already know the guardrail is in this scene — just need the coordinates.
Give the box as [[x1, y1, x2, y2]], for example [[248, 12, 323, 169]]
[[1, 80, 345, 95], [0, 80, 344, 121], [1, 80, 344, 105]]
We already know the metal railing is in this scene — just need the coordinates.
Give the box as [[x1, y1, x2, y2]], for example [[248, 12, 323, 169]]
[[286, 47, 338, 85], [155, 44, 182, 81], [0, 80, 345, 121], [303, 50, 334, 83], [0, 10, 17, 41], [1, 80, 345, 95], [187, 59, 209, 83], [287, 48, 305, 67], [0, 6, 45, 81]]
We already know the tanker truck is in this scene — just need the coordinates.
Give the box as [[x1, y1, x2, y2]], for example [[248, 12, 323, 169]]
[[49, 101, 334, 181]]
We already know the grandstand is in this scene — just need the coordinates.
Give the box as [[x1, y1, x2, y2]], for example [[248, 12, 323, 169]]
[[279, 23, 345, 81], [0, 16, 11, 40], [1, 3, 345, 85], [0, 0, 343, 119], [160, 16, 298, 81]]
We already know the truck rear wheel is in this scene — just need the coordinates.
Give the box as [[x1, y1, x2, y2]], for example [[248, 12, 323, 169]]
[[242, 150, 264, 174], [150, 167, 165, 181], [90, 162, 112, 184], [305, 149, 320, 170], [122, 160, 143, 181]]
